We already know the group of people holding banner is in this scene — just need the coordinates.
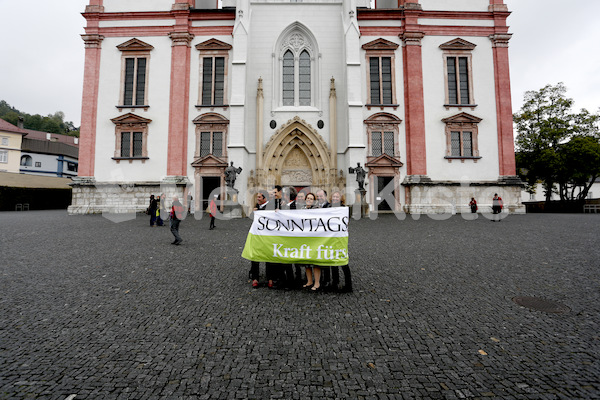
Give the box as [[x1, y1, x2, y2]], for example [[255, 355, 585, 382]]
[[244, 185, 352, 292]]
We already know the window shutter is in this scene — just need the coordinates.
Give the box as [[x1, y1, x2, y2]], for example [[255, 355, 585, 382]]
[[369, 58, 381, 104], [372, 131, 382, 156], [384, 131, 394, 156], [121, 132, 131, 157], [458, 57, 469, 105], [135, 58, 147, 106], [214, 57, 225, 105], [124, 58, 135, 105], [133, 132, 143, 157], [463, 131, 473, 156], [447, 57, 458, 104], [381, 57, 392, 104], [200, 131, 211, 157], [213, 132, 223, 157], [450, 131, 461, 156], [202, 58, 213, 105]]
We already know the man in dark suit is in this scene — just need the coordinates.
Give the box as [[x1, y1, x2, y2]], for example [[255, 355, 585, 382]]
[[316, 189, 330, 209]]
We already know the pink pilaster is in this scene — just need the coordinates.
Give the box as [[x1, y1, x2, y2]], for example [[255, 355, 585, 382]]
[[78, 31, 103, 177], [401, 30, 427, 176], [491, 33, 516, 176], [166, 6, 194, 176]]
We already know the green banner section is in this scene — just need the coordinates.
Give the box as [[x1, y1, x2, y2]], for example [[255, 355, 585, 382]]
[[241, 233, 349, 266]]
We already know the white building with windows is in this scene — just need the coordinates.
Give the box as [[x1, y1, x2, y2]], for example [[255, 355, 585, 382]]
[[70, 0, 524, 215]]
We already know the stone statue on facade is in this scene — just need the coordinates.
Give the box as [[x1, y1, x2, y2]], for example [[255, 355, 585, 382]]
[[225, 161, 243, 189], [348, 162, 366, 190]]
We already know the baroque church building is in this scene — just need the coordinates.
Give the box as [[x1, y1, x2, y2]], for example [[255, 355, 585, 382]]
[[70, 0, 524, 215]]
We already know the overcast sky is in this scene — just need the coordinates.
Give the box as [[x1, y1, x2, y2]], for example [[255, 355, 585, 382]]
[[0, 0, 599, 128]]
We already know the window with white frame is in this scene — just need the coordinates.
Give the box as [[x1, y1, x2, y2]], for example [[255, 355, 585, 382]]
[[440, 38, 476, 107], [116, 38, 154, 109], [0, 150, 8, 163], [1, 136, 8, 146]]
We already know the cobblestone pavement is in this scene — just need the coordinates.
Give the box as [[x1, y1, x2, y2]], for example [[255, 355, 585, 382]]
[[1, 210, 599, 399]]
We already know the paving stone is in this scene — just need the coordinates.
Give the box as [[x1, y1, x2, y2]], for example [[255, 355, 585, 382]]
[[0, 211, 599, 399]]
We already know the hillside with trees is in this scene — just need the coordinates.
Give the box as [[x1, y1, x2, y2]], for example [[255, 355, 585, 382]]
[[0, 100, 79, 137]]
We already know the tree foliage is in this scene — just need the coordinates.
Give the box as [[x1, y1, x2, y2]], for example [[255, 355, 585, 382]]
[[0, 100, 80, 137], [514, 83, 600, 203]]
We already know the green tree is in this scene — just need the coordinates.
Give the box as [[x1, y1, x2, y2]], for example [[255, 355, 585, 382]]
[[514, 83, 600, 204]]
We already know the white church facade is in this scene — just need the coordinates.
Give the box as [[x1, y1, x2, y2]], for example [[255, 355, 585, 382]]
[[69, 0, 524, 215]]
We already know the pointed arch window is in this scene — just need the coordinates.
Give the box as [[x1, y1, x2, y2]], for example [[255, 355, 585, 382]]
[[276, 27, 317, 108]]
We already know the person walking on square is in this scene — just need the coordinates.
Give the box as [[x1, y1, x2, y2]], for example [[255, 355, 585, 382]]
[[148, 195, 158, 226], [170, 196, 184, 245], [209, 194, 218, 230], [492, 193, 503, 222], [469, 197, 478, 213], [156, 194, 165, 226]]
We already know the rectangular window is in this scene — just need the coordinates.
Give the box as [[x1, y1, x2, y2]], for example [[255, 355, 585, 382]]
[[120, 131, 144, 158], [369, 57, 393, 105], [199, 131, 223, 157], [451, 131, 473, 157], [447, 56, 470, 105], [123, 57, 147, 106], [1, 137, 8, 146], [0, 150, 7, 163], [67, 162, 78, 172], [202, 57, 225, 106], [35, 161, 41, 167]]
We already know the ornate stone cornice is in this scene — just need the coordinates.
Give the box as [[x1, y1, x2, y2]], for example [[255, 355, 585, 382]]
[[169, 32, 194, 47], [489, 33, 512, 48], [81, 34, 104, 49], [401, 32, 424, 47]]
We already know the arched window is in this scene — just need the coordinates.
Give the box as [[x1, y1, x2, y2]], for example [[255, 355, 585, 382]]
[[275, 25, 318, 108], [20, 155, 32, 166]]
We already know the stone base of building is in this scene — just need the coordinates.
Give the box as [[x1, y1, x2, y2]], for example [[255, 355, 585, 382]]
[[68, 177, 191, 215], [401, 175, 526, 215]]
